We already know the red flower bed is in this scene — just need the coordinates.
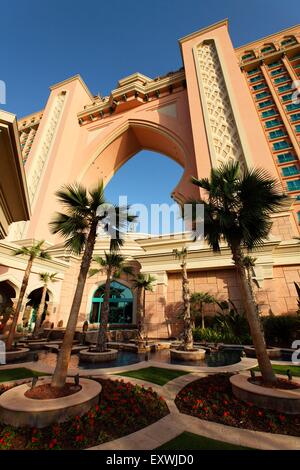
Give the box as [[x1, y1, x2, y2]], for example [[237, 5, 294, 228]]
[[175, 374, 300, 437], [0, 378, 169, 450]]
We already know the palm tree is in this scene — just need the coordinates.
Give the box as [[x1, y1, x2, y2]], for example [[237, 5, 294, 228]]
[[49, 182, 135, 388], [6, 241, 51, 350], [33, 272, 59, 337], [173, 247, 194, 351], [132, 273, 156, 341], [89, 252, 133, 351], [190, 291, 216, 329], [191, 161, 287, 384], [242, 256, 258, 305]]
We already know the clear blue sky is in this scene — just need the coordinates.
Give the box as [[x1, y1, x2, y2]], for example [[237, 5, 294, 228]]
[[1, 0, 300, 233]]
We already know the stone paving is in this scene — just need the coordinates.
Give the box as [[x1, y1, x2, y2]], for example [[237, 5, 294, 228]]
[[1, 357, 300, 450]]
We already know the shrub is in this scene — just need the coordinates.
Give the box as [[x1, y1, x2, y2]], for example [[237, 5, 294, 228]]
[[262, 315, 300, 347], [193, 300, 251, 345], [193, 326, 247, 344]]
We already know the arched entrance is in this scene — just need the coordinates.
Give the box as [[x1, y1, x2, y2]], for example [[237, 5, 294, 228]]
[[90, 281, 133, 325], [0, 281, 16, 311], [80, 120, 199, 205], [24, 288, 50, 329], [0, 281, 16, 332]]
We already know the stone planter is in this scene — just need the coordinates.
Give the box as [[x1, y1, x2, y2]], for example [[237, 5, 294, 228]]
[[4, 348, 30, 363], [0, 377, 101, 428], [230, 373, 300, 414], [244, 346, 281, 359], [170, 348, 206, 362], [26, 341, 48, 351], [79, 348, 118, 363]]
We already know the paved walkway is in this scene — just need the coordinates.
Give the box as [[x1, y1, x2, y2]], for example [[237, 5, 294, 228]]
[[1, 357, 300, 450]]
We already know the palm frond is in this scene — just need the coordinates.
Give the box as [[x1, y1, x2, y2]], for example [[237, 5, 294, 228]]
[[55, 183, 89, 212]]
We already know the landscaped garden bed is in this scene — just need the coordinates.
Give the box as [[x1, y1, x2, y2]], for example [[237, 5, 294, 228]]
[[175, 374, 300, 437], [0, 378, 169, 449]]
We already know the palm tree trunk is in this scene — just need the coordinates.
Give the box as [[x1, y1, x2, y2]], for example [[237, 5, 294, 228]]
[[136, 287, 144, 340], [33, 284, 47, 337], [201, 303, 205, 329], [96, 269, 112, 352], [51, 221, 98, 388], [142, 288, 147, 341], [181, 260, 193, 351], [231, 245, 276, 384], [6, 258, 33, 351]]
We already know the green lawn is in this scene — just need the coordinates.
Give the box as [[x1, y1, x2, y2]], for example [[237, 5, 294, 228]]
[[0, 367, 48, 383], [157, 432, 254, 450], [116, 366, 189, 386], [253, 364, 300, 377]]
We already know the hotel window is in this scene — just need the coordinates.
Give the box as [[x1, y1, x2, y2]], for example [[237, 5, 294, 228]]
[[277, 152, 296, 163], [247, 68, 259, 75], [269, 129, 286, 139], [259, 99, 273, 109], [296, 124, 300, 133], [281, 165, 299, 177], [287, 179, 300, 191], [281, 37, 297, 46], [273, 140, 290, 151], [250, 75, 263, 83], [274, 76, 289, 84], [242, 52, 255, 60], [261, 109, 277, 118], [278, 84, 292, 93], [281, 93, 293, 102], [298, 212, 300, 224], [252, 83, 266, 91], [256, 91, 270, 100], [296, 195, 300, 201], [265, 119, 282, 129], [290, 54, 300, 61], [286, 103, 300, 112], [268, 60, 281, 68], [271, 68, 285, 76], [261, 45, 275, 54]]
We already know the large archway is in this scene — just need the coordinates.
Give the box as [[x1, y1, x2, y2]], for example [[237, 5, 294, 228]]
[[79, 115, 199, 205], [0, 281, 16, 311], [23, 287, 50, 329]]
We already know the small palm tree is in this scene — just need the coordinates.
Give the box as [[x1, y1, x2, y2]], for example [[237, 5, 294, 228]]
[[190, 291, 216, 329], [6, 241, 51, 350], [173, 247, 194, 351], [33, 272, 59, 337], [132, 273, 156, 341], [89, 252, 133, 351], [49, 182, 135, 388], [191, 161, 287, 384]]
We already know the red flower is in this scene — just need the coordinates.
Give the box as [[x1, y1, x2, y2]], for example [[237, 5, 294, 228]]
[[49, 439, 57, 449], [279, 415, 286, 422], [31, 437, 38, 443], [257, 410, 264, 417], [223, 411, 230, 417], [75, 434, 84, 442]]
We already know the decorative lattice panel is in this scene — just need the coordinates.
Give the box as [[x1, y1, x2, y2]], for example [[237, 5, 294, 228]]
[[197, 42, 245, 166], [8, 92, 67, 241]]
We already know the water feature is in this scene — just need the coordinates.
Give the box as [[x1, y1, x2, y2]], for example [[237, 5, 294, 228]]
[[0, 347, 242, 369]]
